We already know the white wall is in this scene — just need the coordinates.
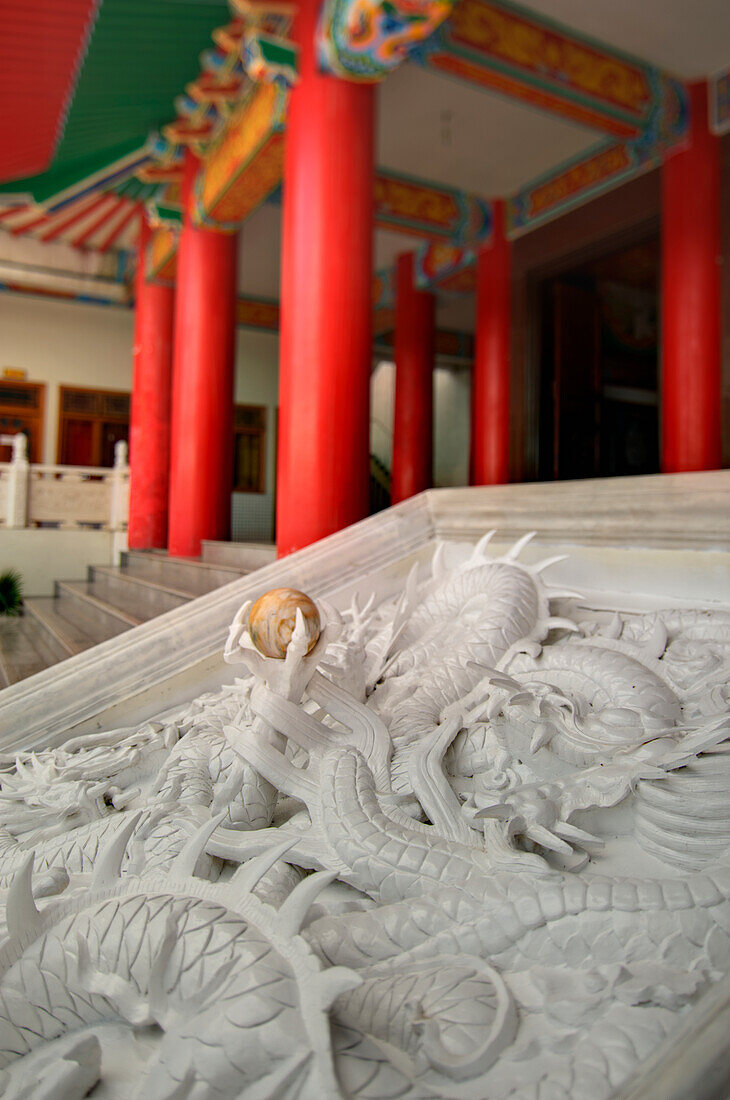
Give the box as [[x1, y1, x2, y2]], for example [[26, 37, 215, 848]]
[[1, 291, 469, 520], [434, 365, 471, 486], [370, 359, 471, 487], [0, 292, 135, 463], [0, 529, 123, 597], [0, 291, 281, 479], [370, 360, 395, 472]]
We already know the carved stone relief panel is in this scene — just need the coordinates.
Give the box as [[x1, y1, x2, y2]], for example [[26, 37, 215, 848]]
[[0, 532, 728, 1098]]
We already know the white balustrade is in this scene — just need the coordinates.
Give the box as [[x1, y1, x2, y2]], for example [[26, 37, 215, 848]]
[[0, 433, 129, 531]]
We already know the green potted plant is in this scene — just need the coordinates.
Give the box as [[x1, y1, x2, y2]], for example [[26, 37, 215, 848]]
[[0, 569, 23, 616]]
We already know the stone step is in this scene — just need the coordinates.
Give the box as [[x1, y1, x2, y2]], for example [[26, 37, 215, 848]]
[[54, 581, 141, 641], [0, 546, 263, 690], [120, 550, 244, 596], [86, 566, 190, 622], [201, 540, 276, 571], [23, 597, 96, 657], [0, 612, 70, 687]]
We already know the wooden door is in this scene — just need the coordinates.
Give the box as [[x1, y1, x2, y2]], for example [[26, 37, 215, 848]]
[[0, 381, 45, 462], [58, 387, 130, 467], [62, 419, 95, 466], [233, 405, 266, 492], [552, 282, 601, 480]]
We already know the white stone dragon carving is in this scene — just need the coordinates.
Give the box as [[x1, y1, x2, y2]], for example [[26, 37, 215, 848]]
[[0, 532, 728, 1098]]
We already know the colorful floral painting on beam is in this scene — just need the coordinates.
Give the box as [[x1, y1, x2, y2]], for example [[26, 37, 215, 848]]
[[375, 170, 491, 244], [408, 0, 688, 144], [318, 0, 455, 81], [194, 82, 288, 229], [508, 74, 688, 236], [413, 240, 479, 291], [146, 228, 178, 284]]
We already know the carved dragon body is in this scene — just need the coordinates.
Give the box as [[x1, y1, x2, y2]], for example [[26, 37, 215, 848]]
[[0, 534, 728, 1098]]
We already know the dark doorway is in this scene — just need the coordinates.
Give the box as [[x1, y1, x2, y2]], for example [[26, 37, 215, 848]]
[[538, 238, 659, 481]]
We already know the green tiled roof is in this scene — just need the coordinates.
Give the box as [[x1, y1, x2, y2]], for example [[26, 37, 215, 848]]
[[2, 0, 228, 200]]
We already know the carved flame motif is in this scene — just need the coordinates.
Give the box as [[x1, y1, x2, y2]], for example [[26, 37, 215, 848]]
[[0, 533, 728, 1098]]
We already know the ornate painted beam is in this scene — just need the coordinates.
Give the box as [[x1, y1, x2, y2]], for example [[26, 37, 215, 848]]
[[192, 82, 492, 241], [193, 82, 288, 230], [319, 0, 687, 146], [374, 169, 490, 244], [407, 141, 691, 294], [413, 241, 479, 292], [317, 0, 454, 81], [411, 0, 682, 137], [433, 327, 474, 359], [508, 106, 686, 239], [151, 0, 689, 272], [146, 228, 178, 283], [191, 88, 493, 241], [410, 70, 687, 290], [139, 2, 493, 242]]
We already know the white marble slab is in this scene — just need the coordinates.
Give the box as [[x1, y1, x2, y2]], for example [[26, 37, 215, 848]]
[[0, 472, 728, 753], [0, 471, 727, 1098]]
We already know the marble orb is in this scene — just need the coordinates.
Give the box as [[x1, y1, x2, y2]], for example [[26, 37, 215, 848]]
[[248, 588, 321, 659]]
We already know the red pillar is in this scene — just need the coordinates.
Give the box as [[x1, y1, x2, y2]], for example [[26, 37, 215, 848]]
[[391, 252, 435, 503], [661, 81, 721, 472], [276, 0, 374, 556], [471, 198, 511, 485], [168, 151, 237, 558], [128, 220, 175, 549]]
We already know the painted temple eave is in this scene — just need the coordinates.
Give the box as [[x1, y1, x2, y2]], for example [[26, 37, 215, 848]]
[[1, 0, 715, 301]]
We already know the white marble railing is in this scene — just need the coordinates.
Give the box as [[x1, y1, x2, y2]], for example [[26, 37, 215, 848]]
[[427, 469, 730, 549], [0, 433, 129, 531]]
